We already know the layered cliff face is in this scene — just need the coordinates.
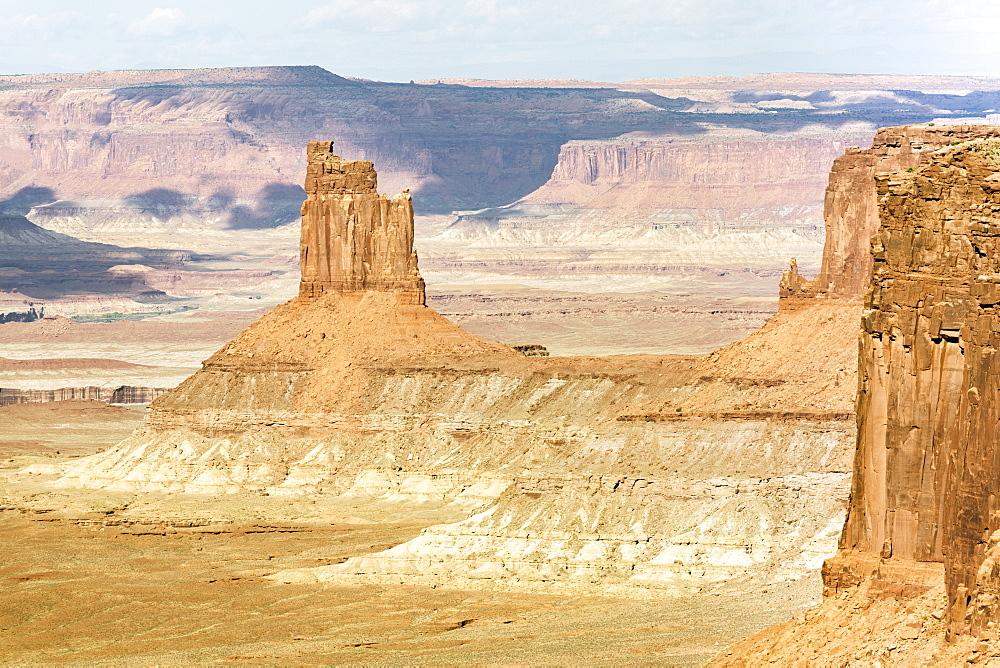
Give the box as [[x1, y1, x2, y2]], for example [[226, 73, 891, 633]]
[[5, 66, 995, 245], [438, 130, 868, 271], [781, 124, 1000, 301], [715, 132, 1000, 665], [452, 131, 866, 224], [12, 67, 1000, 360], [0, 65, 707, 236], [21, 142, 860, 598]]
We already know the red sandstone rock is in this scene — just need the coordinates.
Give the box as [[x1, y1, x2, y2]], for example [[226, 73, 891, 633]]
[[837, 135, 1000, 639], [719, 128, 1000, 664], [709, 128, 1000, 666], [299, 142, 424, 305], [782, 125, 1000, 301]]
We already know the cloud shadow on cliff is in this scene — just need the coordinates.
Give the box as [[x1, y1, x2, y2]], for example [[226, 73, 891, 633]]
[[0, 186, 58, 215], [124, 188, 191, 222], [0, 187, 193, 300], [226, 183, 306, 230]]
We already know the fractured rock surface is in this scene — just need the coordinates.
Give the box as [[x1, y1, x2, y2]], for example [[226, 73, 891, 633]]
[[782, 124, 1000, 301], [718, 127, 1000, 664], [837, 135, 1000, 636]]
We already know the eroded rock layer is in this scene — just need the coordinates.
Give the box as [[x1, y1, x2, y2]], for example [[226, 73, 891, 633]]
[[0, 385, 169, 406], [834, 138, 1000, 636], [28, 143, 859, 597]]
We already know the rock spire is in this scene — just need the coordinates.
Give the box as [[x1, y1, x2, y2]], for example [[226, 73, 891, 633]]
[[299, 141, 425, 305]]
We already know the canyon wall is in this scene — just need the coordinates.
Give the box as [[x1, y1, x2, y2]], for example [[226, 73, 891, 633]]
[[2, 66, 993, 245], [0, 385, 169, 406], [11, 67, 1000, 348], [454, 131, 867, 223], [22, 143, 861, 598], [833, 138, 1000, 636], [716, 130, 1000, 665], [0, 65, 702, 236], [439, 131, 868, 273]]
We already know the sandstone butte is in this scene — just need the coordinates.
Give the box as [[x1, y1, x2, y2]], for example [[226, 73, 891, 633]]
[[19, 139, 863, 599], [716, 130, 1000, 665]]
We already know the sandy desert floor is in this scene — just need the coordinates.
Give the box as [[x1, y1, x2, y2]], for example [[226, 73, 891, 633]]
[[0, 401, 819, 666]]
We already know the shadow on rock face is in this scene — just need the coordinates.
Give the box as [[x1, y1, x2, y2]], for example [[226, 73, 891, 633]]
[[227, 182, 306, 229], [0, 186, 57, 215]]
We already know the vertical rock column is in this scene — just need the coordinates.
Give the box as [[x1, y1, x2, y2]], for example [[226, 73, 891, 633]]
[[299, 140, 425, 305], [831, 139, 1000, 638]]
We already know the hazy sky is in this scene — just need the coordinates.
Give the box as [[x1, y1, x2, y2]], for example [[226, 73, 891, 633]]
[[2, 1, 999, 81]]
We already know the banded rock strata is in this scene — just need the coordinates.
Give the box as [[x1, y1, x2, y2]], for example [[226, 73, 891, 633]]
[[5, 66, 988, 245], [0, 385, 169, 406], [30, 143, 859, 596], [444, 131, 868, 267]]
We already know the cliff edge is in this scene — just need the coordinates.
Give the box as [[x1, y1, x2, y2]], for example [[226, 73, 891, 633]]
[[780, 124, 1000, 303], [716, 130, 1000, 665]]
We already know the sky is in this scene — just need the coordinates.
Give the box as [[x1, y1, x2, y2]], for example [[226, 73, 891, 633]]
[[2, 0, 1000, 82]]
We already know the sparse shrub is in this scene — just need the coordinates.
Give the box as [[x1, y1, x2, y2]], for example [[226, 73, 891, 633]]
[[964, 138, 1000, 169]]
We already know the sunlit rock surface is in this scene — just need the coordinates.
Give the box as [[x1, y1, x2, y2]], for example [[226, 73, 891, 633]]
[[17, 141, 865, 597], [716, 126, 1000, 666]]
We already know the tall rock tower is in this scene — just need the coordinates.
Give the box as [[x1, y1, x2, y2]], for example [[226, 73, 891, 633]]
[[825, 135, 1000, 640], [299, 141, 425, 305]]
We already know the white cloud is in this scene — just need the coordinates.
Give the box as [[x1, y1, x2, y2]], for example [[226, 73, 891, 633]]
[[0, 11, 83, 40], [127, 7, 187, 37], [303, 0, 442, 32]]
